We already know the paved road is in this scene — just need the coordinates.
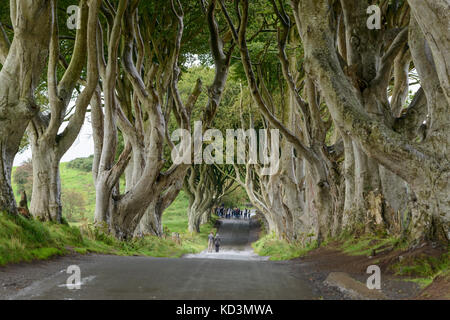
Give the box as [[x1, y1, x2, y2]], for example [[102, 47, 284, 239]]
[[184, 219, 269, 260], [1, 219, 316, 300]]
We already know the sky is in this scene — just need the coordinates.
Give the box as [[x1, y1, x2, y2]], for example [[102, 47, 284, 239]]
[[13, 114, 95, 166]]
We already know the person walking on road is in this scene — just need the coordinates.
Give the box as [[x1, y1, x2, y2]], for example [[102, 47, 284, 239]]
[[214, 233, 221, 252], [208, 231, 215, 253]]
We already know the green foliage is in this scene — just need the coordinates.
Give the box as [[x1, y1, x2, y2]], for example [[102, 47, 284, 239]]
[[391, 252, 450, 279], [163, 191, 191, 234], [0, 211, 83, 265], [339, 235, 405, 256], [77, 221, 208, 258], [402, 277, 434, 289], [58, 162, 96, 222], [252, 232, 317, 261], [12, 159, 33, 199], [163, 190, 218, 249], [66, 155, 94, 172], [18, 134, 31, 155], [336, 232, 449, 288], [0, 202, 216, 266], [61, 189, 87, 222], [220, 187, 249, 208], [390, 251, 450, 289], [2, 172, 217, 266]]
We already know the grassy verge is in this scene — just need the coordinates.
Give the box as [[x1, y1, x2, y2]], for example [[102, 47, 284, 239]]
[[252, 232, 317, 261], [0, 212, 183, 266], [336, 232, 449, 288], [12, 163, 97, 220], [0, 211, 85, 265], [7, 161, 218, 266], [163, 191, 218, 253], [252, 229, 449, 288], [338, 234, 408, 256], [390, 251, 450, 288], [0, 191, 217, 266]]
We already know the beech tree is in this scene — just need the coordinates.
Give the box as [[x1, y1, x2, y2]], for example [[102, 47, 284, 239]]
[[183, 0, 236, 233], [221, 0, 340, 242], [0, 1, 52, 214], [291, 0, 449, 242], [185, 164, 237, 232], [91, 0, 204, 239], [218, 0, 449, 244], [27, 0, 100, 222], [1, 0, 447, 247]]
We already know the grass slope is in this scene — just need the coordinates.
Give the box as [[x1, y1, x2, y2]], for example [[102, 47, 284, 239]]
[[2, 164, 217, 266], [252, 231, 317, 261], [0, 206, 216, 266], [12, 163, 96, 220]]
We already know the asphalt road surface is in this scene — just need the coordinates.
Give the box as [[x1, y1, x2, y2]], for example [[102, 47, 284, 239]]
[[1, 219, 316, 300]]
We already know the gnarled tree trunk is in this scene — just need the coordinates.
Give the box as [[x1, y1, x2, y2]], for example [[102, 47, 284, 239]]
[[292, 0, 449, 243], [29, 139, 62, 221], [0, 0, 52, 214], [27, 0, 99, 222]]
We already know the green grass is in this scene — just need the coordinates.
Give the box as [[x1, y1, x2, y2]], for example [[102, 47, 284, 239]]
[[0, 208, 216, 266], [162, 190, 219, 251], [5, 161, 220, 266], [401, 277, 434, 289], [252, 232, 317, 261], [391, 252, 450, 278], [390, 252, 450, 289], [0, 211, 83, 265], [339, 235, 405, 256], [12, 163, 97, 221], [335, 232, 450, 288], [163, 191, 192, 234], [2, 172, 218, 266], [59, 162, 97, 219]]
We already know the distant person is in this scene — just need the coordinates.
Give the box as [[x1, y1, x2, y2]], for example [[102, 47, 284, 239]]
[[214, 233, 221, 252], [208, 231, 215, 253]]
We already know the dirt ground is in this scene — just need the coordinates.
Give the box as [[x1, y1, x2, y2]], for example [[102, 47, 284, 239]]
[[414, 274, 450, 300], [291, 242, 449, 300]]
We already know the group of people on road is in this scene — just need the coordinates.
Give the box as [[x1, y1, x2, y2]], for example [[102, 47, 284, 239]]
[[209, 205, 252, 253], [214, 205, 251, 220]]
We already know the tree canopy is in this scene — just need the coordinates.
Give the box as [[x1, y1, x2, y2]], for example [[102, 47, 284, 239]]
[[0, 0, 448, 245]]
